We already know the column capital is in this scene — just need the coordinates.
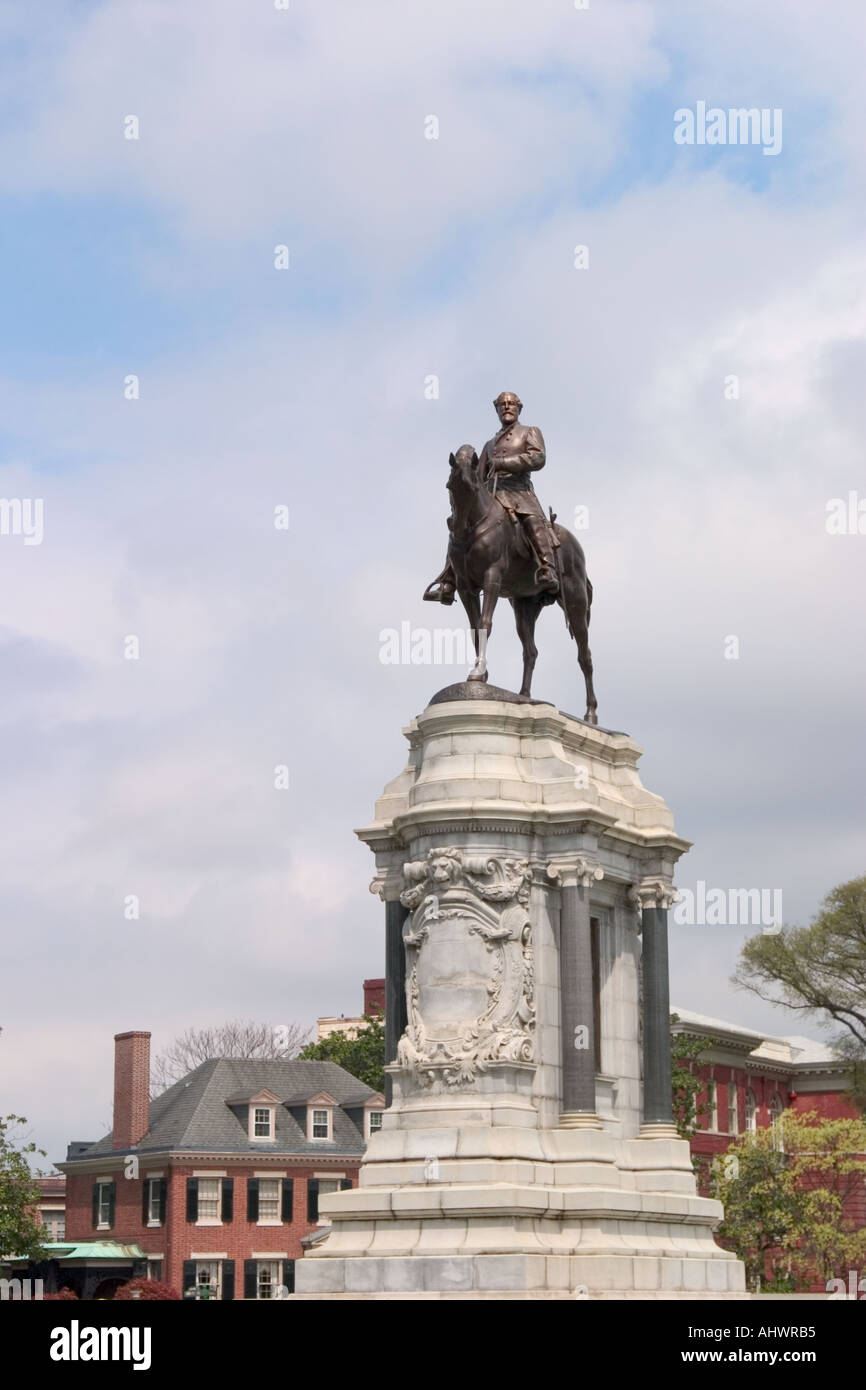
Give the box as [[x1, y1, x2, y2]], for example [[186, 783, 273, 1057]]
[[547, 857, 604, 890], [631, 878, 679, 913], [370, 874, 407, 904]]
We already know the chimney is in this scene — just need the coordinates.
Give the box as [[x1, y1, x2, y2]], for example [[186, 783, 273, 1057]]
[[363, 978, 385, 1016], [112, 1031, 151, 1149]]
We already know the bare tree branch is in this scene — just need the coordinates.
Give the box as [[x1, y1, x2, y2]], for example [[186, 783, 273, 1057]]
[[151, 1019, 311, 1097]]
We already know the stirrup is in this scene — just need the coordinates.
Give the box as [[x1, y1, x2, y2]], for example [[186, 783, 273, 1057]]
[[423, 580, 455, 605]]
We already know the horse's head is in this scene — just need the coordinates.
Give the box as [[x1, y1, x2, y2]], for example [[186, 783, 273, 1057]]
[[447, 444, 480, 490]]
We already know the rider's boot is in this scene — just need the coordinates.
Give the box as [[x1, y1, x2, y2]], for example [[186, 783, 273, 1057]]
[[525, 518, 559, 594], [423, 563, 456, 604]]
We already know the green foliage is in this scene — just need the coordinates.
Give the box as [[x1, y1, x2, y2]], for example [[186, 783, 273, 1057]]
[[710, 1126, 802, 1291], [711, 1110, 866, 1291], [299, 1015, 385, 1093], [670, 1015, 716, 1141], [0, 1115, 48, 1261], [734, 876, 866, 1100], [780, 1110, 866, 1285]]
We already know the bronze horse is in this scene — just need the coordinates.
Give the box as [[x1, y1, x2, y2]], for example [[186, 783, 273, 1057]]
[[445, 445, 598, 723]]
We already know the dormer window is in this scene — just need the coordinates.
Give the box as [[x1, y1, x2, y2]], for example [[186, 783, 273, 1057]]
[[253, 1107, 273, 1139], [312, 1108, 330, 1140], [302, 1093, 338, 1141], [363, 1094, 386, 1139], [240, 1090, 282, 1143]]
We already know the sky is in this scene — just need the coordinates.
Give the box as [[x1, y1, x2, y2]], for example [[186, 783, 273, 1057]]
[[0, 0, 864, 1167]]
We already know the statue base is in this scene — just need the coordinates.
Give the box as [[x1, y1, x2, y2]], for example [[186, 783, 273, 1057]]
[[293, 695, 746, 1300]]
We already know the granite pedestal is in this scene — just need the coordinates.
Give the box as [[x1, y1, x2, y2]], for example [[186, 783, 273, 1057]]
[[293, 690, 746, 1299]]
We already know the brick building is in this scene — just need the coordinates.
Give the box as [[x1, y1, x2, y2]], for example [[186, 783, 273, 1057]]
[[34, 1175, 66, 1241], [55, 1031, 384, 1299], [672, 1007, 861, 1169], [317, 978, 385, 1041]]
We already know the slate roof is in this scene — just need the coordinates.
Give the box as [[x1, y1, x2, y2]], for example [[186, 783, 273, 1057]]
[[671, 1006, 846, 1069], [69, 1059, 379, 1160]]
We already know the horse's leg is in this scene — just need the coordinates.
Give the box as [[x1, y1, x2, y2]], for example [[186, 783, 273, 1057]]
[[457, 584, 483, 673], [561, 577, 598, 724], [467, 568, 502, 683], [513, 595, 545, 698]]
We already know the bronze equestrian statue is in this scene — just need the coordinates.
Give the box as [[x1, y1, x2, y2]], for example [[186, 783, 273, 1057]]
[[424, 392, 598, 724]]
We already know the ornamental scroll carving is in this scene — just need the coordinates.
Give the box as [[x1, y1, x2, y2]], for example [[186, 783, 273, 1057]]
[[397, 848, 535, 1087]]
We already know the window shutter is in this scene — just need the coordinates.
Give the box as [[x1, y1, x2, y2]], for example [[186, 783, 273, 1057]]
[[141, 1179, 150, 1225], [243, 1259, 257, 1301], [221, 1178, 234, 1223], [107, 1181, 116, 1229], [340, 1178, 353, 1191], [281, 1178, 294, 1222], [182, 1261, 196, 1295], [186, 1177, 198, 1222], [247, 1178, 259, 1223], [284, 1258, 296, 1293], [91, 1183, 99, 1228], [158, 1178, 167, 1223], [221, 1259, 235, 1301], [307, 1179, 319, 1222]]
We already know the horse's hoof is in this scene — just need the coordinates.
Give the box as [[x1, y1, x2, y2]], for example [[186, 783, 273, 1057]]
[[467, 672, 485, 683], [584, 709, 599, 726]]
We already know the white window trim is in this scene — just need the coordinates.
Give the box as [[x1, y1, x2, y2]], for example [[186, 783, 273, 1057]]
[[196, 1176, 223, 1226], [705, 1078, 718, 1133], [255, 1259, 282, 1301], [146, 1176, 163, 1227], [249, 1104, 276, 1143], [256, 1177, 282, 1226], [727, 1083, 738, 1135], [361, 1095, 386, 1139], [194, 1260, 221, 1301], [745, 1088, 757, 1132], [307, 1105, 334, 1141], [95, 1179, 112, 1230]]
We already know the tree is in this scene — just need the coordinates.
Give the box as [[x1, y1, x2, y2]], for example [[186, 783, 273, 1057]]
[[670, 1015, 717, 1141], [710, 1109, 866, 1292], [733, 876, 866, 1101], [151, 1019, 310, 1095], [298, 1015, 385, 1092], [780, 1110, 866, 1288], [0, 1115, 48, 1261], [710, 1125, 803, 1291]]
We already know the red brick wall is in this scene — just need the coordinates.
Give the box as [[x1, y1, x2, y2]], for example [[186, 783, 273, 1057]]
[[112, 1032, 151, 1150], [363, 979, 385, 1015], [65, 1158, 360, 1298]]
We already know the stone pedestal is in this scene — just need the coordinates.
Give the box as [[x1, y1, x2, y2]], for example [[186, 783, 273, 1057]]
[[293, 692, 746, 1299]]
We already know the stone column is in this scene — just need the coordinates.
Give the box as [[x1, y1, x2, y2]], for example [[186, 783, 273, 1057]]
[[636, 879, 679, 1138], [383, 896, 408, 1108], [548, 858, 603, 1129]]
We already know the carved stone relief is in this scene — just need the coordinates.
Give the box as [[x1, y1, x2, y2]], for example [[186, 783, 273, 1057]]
[[397, 848, 535, 1086]]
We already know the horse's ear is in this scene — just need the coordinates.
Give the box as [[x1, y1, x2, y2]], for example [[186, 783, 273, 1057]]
[[448, 452, 456, 466], [471, 449, 479, 468]]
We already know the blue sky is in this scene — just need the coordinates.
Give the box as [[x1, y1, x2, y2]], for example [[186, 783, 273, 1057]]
[[0, 0, 864, 1164]]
